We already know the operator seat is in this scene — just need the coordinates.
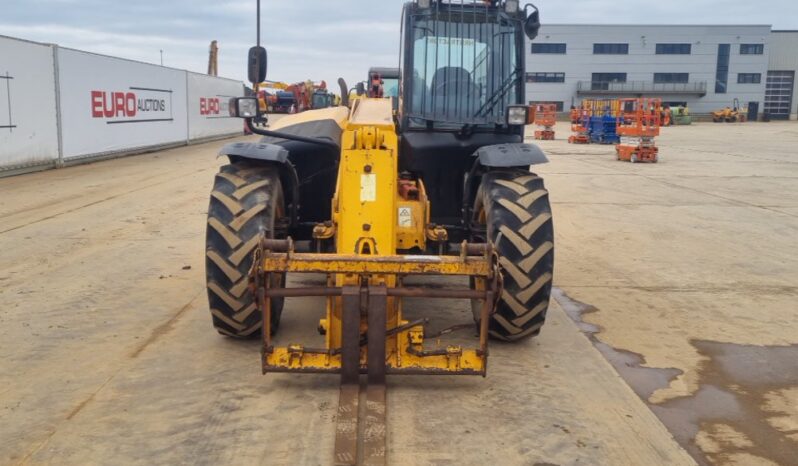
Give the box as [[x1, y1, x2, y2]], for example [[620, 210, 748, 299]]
[[430, 66, 477, 115]]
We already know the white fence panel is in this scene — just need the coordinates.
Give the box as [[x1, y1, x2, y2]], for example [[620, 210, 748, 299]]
[[187, 72, 244, 140], [57, 48, 189, 160], [0, 36, 59, 170]]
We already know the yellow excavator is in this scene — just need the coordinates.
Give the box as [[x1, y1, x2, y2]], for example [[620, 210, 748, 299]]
[[208, 1, 549, 463]]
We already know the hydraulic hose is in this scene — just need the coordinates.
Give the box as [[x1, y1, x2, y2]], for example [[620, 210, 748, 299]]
[[245, 118, 340, 152]]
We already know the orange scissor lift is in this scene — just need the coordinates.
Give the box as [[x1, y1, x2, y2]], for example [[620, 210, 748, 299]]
[[616, 98, 661, 163], [568, 106, 590, 144], [533, 103, 557, 140]]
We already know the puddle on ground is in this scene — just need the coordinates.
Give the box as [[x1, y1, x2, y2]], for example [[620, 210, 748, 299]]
[[553, 287, 798, 466], [661, 340, 798, 466], [552, 288, 682, 401]]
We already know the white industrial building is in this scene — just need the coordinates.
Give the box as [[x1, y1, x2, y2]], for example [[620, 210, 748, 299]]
[[525, 25, 798, 120]]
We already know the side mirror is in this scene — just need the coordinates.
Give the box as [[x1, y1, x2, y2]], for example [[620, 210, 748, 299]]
[[228, 97, 259, 118], [247, 46, 267, 84], [356, 82, 366, 96], [524, 6, 541, 40]]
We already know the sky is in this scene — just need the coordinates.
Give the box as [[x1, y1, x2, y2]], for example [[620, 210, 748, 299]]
[[2, 0, 797, 88]]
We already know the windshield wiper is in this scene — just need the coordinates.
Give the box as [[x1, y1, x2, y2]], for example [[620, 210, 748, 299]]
[[473, 68, 520, 119]]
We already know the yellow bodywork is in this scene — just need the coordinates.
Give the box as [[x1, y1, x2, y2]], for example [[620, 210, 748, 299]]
[[258, 98, 493, 375], [270, 106, 350, 130]]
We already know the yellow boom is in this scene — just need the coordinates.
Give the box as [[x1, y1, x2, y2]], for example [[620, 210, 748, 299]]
[[252, 98, 497, 377]]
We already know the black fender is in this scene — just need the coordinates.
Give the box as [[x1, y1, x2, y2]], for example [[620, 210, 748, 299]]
[[461, 143, 549, 228], [218, 141, 300, 229], [218, 141, 289, 163], [473, 143, 548, 168]]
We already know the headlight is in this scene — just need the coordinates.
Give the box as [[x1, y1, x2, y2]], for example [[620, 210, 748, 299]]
[[505, 0, 520, 14], [506, 106, 529, 125], [229, 97, 258, 118]]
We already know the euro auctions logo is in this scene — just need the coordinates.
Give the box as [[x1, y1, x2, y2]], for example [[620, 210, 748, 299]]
[[200, 97, 220, 115], [91, 87, 173, 124], [200, 96, 231, 118]]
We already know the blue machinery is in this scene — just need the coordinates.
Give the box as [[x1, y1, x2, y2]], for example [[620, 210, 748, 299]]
[[587, 113, 620, 144]]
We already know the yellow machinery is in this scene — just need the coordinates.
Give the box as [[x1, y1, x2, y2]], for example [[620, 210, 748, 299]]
[[672, 105, 692, 125], [712, 98, 746, 122], [712, 106, 739, 122], [582, 98, 621, 116], [256, 100, 496, 378], [244, 102, 501, 464], [210, 1, 550, 464], [262, 80, 289, 90], [255, 81, 289, 113]]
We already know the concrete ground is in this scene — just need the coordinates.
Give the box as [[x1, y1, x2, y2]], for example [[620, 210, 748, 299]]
[[0, 120, 795, 465], [534, 121, 798, 466]]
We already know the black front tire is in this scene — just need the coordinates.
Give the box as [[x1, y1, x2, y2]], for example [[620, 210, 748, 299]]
[[205, 163, 285, 337], [472, 170, 555, 342]]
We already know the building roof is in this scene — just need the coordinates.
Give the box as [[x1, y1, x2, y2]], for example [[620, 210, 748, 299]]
[[543, 24, 772, 28]]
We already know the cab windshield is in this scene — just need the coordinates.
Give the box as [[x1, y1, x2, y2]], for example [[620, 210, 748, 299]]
[[312, 93, 329, 109], [407, 9, 519, 127], [382, 78, 399, 98]]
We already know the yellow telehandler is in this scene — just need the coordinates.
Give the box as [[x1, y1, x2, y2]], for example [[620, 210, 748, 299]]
[[208, 1, 551, 463]]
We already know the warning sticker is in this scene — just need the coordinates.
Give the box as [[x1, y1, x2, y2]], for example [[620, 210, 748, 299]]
[[398, 207, 412, 227], [360, 174, 376, 202]]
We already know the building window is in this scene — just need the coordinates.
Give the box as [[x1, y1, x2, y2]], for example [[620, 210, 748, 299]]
[[715, 44, 730, 94], [526, 72, 565, 83], [656, 43, 692, 54], [738, 73, 762, 84], [654, 73, 690, 84], [529, 101, 565, 112], [591, 72, 627, 90], [593, 43, 629, 54], [531, 43, 567, 54], [740, 44, 764, 55]]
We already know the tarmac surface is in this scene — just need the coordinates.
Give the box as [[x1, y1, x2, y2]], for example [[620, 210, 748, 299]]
[[1, 119, 796, 465]]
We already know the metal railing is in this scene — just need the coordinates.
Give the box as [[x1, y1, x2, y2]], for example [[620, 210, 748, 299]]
[[406, 1, 525, 125], [576, 81, 708, 96]]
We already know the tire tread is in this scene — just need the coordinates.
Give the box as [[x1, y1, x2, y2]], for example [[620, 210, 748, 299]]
[[475, 170, 555, 341], [205, 163, 284, 338]]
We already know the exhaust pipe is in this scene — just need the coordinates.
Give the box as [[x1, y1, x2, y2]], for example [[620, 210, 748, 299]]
[[338, 78, 349, 107]]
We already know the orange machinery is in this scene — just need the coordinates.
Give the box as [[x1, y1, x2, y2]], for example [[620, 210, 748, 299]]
[[533, 103, 557, 140], [662, 106, 672, 126], [258, 80, 328, 113], [569, 105, 580, 123], [368, 70, 385, 98], [287, 80, 328, 113], [568, 106, 590, 144], [616, 98, 661, 163]]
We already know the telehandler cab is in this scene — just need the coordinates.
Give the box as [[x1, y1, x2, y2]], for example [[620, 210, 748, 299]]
[[207, 1, 552, 463]]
